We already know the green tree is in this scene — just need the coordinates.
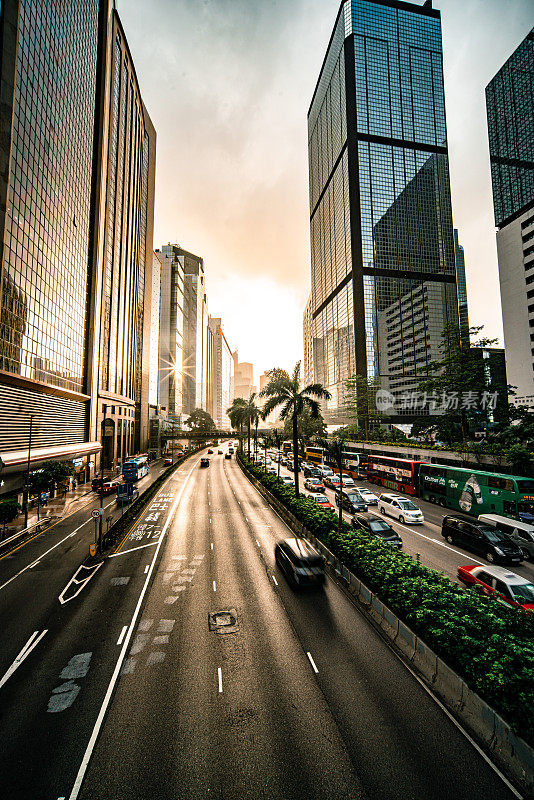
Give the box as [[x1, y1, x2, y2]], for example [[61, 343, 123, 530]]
[[0, 498, 22, 536], [417, 324, 503, 442], [260, 362, 331, 498], [281, 403, 326, 457], [343, 374, 385, 439], [228, 394, 261, 458], [185, 408, 216, 432], [226, 397, 248, 449], [271, 428, 284, 478], [37, 460, 74, 498], [318, 435, 346, 535]]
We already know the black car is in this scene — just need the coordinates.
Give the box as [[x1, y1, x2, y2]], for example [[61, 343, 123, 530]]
[[335, 489, 368, 514], [303, 465, 322, 478], [207, 449, 214, 454], [351, 512, 402, 549], [224, 453, 231, 460], [274, 538, 325, 587], [200, 457, 210, 468], [441, 514, 523, 564]]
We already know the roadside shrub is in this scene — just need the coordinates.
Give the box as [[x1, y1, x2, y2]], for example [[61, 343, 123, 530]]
[[239, 453, 534, 745]]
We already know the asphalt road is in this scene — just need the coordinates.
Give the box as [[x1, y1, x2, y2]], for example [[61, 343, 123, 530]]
[[0, 445, 523, 799], [270, 456, 534, 584]]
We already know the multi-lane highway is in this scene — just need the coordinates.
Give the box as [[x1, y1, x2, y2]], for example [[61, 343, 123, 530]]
[[0, 445, 524, 799]]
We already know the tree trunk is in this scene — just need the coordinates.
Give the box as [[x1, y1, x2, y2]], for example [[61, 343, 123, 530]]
[[337, 456, 343, 535], [293, 413, 299, 497], [247, 420, 251, 458]]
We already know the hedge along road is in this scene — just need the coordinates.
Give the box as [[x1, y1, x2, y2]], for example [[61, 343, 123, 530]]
[[0, 453, 202, 800], [273, 458, 534, 584]]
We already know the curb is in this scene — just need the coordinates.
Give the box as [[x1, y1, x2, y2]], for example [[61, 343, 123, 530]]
[[237, 455, 534, 796]]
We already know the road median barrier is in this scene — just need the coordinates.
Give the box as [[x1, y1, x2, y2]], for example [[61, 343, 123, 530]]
[[237, 452, 534, 795]]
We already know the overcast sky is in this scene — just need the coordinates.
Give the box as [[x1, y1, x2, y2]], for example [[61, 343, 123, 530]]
[[119, 0, 532, 386]]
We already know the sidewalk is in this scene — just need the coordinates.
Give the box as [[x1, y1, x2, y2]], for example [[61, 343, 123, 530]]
[[3, 483, 97, 539]]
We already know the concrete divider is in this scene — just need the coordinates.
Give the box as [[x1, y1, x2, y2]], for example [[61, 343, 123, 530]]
[[412, 637, 437, 682], [433, 657, 464, 710], [237, 456, 534, 795]]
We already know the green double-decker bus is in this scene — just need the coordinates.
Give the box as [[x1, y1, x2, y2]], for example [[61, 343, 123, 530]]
[[419, 464, 534, 522]]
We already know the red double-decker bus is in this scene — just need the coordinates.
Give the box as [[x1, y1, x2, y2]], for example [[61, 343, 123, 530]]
[[365, 455, 425, 495]]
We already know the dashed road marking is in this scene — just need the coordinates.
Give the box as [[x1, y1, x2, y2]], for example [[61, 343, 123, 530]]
[[218, 667, 223, 693], [144, 565, 149, 574], [116, 626, 128, 646], [212, 580, 216, 592], [272, 575, 278, 586], [307, 652, 319, 674]]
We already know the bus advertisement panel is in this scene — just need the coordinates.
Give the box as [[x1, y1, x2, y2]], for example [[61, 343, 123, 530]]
[[419, 464, 534, 520], [122, 455, 149, 482], [366, 455, 423, 494]]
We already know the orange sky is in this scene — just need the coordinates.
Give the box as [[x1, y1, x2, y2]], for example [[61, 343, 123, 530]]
[[120, 0, 532, 387]]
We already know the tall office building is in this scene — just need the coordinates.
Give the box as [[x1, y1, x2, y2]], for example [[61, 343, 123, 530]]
[[232, 352, 255, 399], [308, 0, 459, 424], [303, 294, 313, 386], [486, 29, 534, 409], [94, 13, 156, 468], [0, 1, 155, 494], [154, 245, 185, 420], [454, 229, 469, 345], [208, 317, 233, 428], [182, 247, 209, 416]]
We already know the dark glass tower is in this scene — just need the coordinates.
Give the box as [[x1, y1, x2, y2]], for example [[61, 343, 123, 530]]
[[486, 29, 534, 229], [454, 229, 469, 344], [308, 0, 459, 423]]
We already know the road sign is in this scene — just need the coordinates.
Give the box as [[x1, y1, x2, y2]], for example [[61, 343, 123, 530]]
[[92, 509, 102, 519]]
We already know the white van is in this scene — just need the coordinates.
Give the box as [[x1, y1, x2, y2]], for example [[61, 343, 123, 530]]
[[478, 514, 534, 560]]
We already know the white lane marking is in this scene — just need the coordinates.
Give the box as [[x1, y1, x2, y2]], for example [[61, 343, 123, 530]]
[[306, 652, 319, 674], [144, 565, 149, 574], [272, 575, 278, 586], [218, 667, 223, 693], [108, 541, 159, 558], [209, 518, 212, 523], [212, 580, 216, 592], [58, 562, 103, 604], [67, 456, 199, 800], [211, 542, 213, 550], [0, 629, 48, 689], [29, 560, 40, 568], [256, 540, 260, 547], [116, 626, 128, 646]]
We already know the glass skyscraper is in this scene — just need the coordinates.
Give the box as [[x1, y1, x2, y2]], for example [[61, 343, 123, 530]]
[[308, 0, 459, 423], [454, 229, 469, 344], [486, 29, 534, 410], [0, 1, 155, 492]]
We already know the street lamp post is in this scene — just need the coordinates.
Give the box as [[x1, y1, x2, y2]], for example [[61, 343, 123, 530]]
[[24, 414, 34, 529], [99, 403, 107, 552]]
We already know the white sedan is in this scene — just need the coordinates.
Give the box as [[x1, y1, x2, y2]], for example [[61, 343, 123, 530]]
[[359, 488, 378, 505]]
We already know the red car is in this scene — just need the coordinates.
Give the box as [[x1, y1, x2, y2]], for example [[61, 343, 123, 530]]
[[93, 479, 120, 496], [457, 565, 534, 612], [323, 474, 341, 489], [308, 493, 335, 512]]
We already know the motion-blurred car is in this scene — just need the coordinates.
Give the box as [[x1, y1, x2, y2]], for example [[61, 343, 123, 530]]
[[318, 465, 333, 477], [457, 564, 534, 611], [358, 488, 378, 506], [281, 475, 294, 486], [308, 493, 335, 512], [304, 477, 325, 492], [274, 538, 325, 587], [163, 456, 173, 466], [341, 475, 356, 488], [267, 466, 277, 475], [200, 457, 210, 468], [303, 465, 321, 478], [351, 512, 402, 549], [218, 449, 223, 454], [207, 449, 214, 454], [224, 453, 231, 460]]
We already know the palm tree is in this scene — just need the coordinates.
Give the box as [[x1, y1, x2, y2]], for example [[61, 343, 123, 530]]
[[318, 435, 346, 535], [228, 395, 261, 458], [226, 398, 247, 448], [260, 362, 331, 497]]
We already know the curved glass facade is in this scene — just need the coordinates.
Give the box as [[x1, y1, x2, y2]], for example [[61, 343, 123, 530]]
[[0, 0, 99, 393]]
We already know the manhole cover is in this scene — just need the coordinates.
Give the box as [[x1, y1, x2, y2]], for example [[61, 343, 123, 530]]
[[208, 608, 239, 634]]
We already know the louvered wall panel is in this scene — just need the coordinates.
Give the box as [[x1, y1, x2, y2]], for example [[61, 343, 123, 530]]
[[0, 385, 88, 452]]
